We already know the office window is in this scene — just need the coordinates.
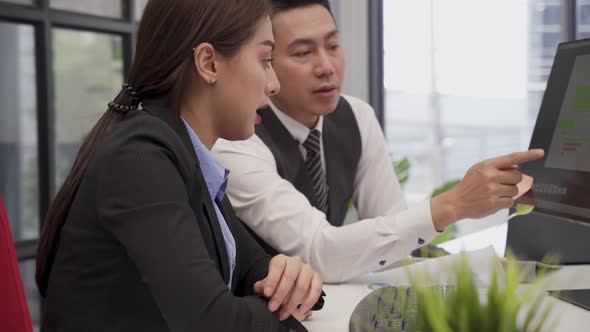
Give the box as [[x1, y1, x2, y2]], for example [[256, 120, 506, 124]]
[[50, 0, 123, 18], [0, 0, 34, 5], [135, 0, 148, 20], [19, 260, 40, 328], [53, 28, 124, 188], [0, 22, 39, 241], [579, 1, 590, 39], [0, 4, 135, 327], [529, 2, 561, 25], [383, 0, 561, 236]]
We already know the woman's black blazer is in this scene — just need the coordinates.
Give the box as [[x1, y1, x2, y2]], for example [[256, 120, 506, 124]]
[[41, 101, 306, 331]]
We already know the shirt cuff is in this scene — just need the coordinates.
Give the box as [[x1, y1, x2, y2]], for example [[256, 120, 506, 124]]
[[396, 200, 440, 247], [378, 200, 440, 263]]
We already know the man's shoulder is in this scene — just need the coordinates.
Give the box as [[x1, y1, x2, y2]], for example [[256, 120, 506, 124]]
[[213, 134, 275, 160], [338, 94, 379, 132], [214, 133, 263, 150], [340, 94, 374, 114]]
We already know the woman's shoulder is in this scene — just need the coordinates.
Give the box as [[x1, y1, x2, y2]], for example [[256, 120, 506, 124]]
[[111, 110, 183, 146], [92, 110, 195, 177]]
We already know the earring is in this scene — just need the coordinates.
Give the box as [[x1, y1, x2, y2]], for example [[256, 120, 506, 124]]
[[208, 77, 217, 84]]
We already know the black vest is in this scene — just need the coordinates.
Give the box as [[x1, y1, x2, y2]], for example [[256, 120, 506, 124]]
[[248, 97, 362, 255]]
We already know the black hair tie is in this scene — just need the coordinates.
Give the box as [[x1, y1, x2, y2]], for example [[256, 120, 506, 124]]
[[108, 83, 143, 113]]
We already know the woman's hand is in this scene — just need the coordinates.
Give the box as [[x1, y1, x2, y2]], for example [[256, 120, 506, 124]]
[[292, 310, 313, 322], [253, 254, 323, 321]]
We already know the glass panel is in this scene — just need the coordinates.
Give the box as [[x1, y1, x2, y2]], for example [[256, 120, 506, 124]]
[[0, 0, 34, 5], [579, 0, 590, 39], [383, 0, 561, 237], [19, 259, 41, 330], [135, 0, 148, 21], [53, 28, 123, 189], [0, 22, 39, 241], [50, 0, 122, 18]]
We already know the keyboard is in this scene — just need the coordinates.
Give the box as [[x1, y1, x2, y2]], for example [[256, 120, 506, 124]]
[[349, 285, 454, 332]]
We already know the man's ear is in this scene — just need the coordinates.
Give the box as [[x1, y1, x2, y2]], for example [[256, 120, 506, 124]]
[[192, 42, 218, 84]]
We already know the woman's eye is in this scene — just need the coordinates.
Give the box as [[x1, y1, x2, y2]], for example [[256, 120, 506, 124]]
[[262, 58, 273, 69]]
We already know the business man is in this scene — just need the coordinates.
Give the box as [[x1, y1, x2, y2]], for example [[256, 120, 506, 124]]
[[212, 0, 543, 283]]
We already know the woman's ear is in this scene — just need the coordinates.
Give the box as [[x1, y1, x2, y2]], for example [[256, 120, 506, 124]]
[[192, 43, 217, 84]]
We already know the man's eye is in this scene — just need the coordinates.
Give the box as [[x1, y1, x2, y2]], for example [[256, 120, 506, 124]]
[[294, 51, 311, 57]]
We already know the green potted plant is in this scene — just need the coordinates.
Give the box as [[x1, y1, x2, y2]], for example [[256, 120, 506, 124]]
[[350, 254, 560, 332], [394, 255, 559, 332]]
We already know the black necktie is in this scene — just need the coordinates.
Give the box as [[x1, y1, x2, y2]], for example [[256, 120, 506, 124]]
[[303, 129, 328, 213]]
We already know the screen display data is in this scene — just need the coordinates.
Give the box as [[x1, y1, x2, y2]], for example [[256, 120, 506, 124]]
[[545, 54, 590, 172]]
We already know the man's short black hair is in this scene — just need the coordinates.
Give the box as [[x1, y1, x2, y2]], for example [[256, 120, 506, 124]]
[[272, 0, 333, 16]]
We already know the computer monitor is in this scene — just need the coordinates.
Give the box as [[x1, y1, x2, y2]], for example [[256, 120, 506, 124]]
[[507, 37, 590, 310]]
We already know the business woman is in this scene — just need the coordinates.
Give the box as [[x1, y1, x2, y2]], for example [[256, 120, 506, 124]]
[[35, 0, 322, 331]]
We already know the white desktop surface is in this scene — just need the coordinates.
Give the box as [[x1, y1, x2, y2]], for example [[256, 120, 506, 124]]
[[303, 223, 590, 331]]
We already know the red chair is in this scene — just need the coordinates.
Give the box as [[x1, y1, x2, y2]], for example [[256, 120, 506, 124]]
[[0, 196, 34, 332]]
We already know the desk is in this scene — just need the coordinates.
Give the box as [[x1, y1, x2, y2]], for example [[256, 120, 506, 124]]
[[303, 224, 590, 331]]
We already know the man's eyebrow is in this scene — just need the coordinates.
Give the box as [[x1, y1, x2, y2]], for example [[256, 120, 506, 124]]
[[287, 29, 339, 49], [324, 29, 339, 40], [288, 38, 315, 49]]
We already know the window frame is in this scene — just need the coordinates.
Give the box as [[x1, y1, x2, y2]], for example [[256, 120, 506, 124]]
[[0, 0, 138, 260], [368, 0, 581, 135]]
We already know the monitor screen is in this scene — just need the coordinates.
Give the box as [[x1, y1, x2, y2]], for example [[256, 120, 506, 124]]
[[519, 38, 590, 223], [508, 40, 590, 311]]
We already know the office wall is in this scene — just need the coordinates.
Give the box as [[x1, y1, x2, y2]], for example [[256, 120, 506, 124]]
[[332, 0, 369, 103]]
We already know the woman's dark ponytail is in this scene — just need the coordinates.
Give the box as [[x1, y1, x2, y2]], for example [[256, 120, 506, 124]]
[[35, 84, 142, 296]]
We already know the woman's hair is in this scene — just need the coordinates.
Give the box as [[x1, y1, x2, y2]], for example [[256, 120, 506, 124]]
[[36, 0, 272, 296]]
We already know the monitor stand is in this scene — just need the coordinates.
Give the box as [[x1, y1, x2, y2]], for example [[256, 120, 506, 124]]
[[507, 210, 590, 311]]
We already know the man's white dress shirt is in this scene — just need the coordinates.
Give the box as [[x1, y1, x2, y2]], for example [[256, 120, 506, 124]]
[[212, 94, 439, 283]]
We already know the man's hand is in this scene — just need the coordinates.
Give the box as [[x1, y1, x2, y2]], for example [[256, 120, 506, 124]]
[[431, 149, 544, 230], [253, 254, 323, 321]]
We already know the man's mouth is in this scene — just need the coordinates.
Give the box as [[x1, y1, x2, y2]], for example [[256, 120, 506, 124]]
[[313, 86, 338, 98]]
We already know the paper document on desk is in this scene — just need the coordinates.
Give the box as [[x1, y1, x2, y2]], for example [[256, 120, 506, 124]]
[[365, 246, 503, 288], [493, 260, 590, 292], [533, 264, 590, 291]]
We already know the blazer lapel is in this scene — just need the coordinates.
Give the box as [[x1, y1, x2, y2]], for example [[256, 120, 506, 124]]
[[197, 172, 231, 285], [217, 197, 240, 291], [142, 100, 231, 285]]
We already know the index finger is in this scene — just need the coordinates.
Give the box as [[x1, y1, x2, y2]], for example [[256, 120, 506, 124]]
[[264, 255, 287, 297], [253, 280, 266, 295], [488, 149, 544, 169], [298, 272, 323, 315]]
